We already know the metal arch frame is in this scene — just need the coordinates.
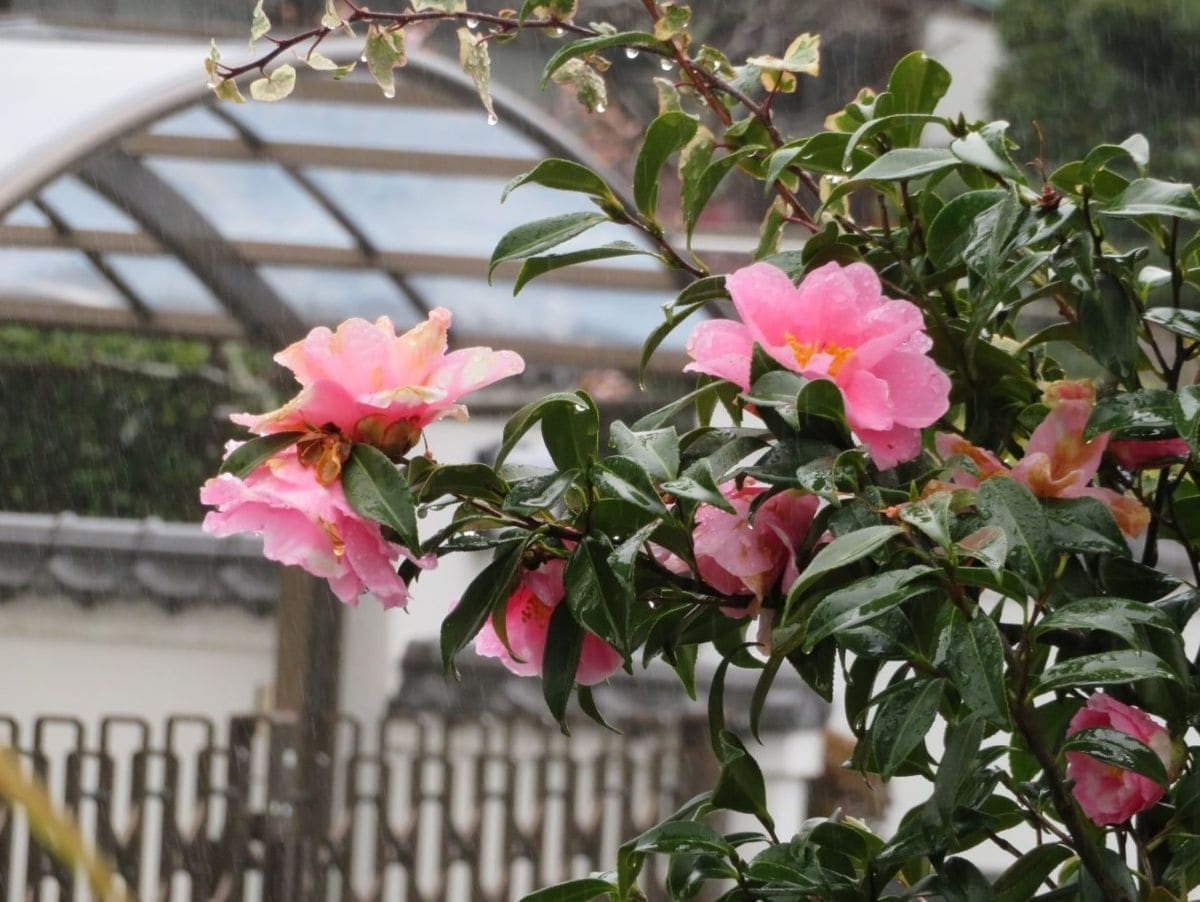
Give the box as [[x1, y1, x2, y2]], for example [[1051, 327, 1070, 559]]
[[1, 39, 687, 351]]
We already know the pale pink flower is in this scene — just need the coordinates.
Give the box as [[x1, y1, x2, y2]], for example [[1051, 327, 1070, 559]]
[[474, 559, 623, 686], [690, 479, 819, 616], [1066, 693, 1172, 826], [936, 381, 1150, 538], [1108, 438, 1191, 471], [200, 447, 433, 608], [234, 309, 524, 455], [685, 262, 950, 469]]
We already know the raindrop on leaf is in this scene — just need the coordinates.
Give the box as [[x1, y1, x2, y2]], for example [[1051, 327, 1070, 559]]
[[624, 47, 639, 60], [659, 57, 674, 71], [466, 17, 479, 29]]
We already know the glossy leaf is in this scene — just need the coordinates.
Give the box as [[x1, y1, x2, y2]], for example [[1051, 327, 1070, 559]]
[[1145, 307, 1200, 342], [803, 566, 933, 651], [785, 525, 902, 611], [489, 213, 610, 281], [871, 678, 943, 778], [635, 111, 699, 218], [885, 51, 951, 146], [976, 477, 1052, 591], [1037, 596, 1175, 647], [513, 242, 649, 295], [1103, 178, 1200, 222], [496, 391, 597, 468], [1063, 726, 1168, 786], [1034, 650, 1180, 694], [609, 422, 679, 481], [993, 844, 1073, 902], [940, 608, 1011, 728], [541, 31, 665, 86], [519, 876, 615, 902], [219, 432, 304, 479], [1176, 384, 1200, 453], [542, 600, 584, 730], [501, 158, 617, 204], [1086, 389, 1177, 439], [342, 444, 421, 550], [440, 538, 528, 675]]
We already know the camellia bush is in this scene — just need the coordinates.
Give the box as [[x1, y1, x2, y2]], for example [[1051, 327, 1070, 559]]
[[196, 2, 1200, 899]]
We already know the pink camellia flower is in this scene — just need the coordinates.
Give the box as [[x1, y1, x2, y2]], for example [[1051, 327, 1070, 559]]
[[685, 262, 951, 469], [200, 447, 433, 608], [1066, 692, 1173, 826], [690, 479, 820, 617], [474, 559, 623, 685], [1108, 438, 1191, 471], [937, 380, 1150, 538], [234, 309, 524, 456]]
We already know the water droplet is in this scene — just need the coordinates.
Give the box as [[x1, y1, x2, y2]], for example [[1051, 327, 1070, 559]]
[[383, 86, 396, 99], [549, 26, 564, 37], [360, 53, 368, 62], [466, 16, 479, 29], [487, 112, 499, 125], [659, 58, 674, 72], [282, 749, 298, 768], [595, 103, 607, 113], [624, 47, 639, 60]]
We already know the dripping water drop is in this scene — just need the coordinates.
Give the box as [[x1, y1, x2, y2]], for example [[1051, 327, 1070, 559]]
[[595, 103, 607, 113], [624, 47, 639, 60], [487, 112, 499, 125], [549, 26, 564, 37], [659, 58, 674, 71], [466, 17, 479, 29]]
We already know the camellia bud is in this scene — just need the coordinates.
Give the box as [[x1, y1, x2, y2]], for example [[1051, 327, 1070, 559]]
[[357, 415, 421, 460]]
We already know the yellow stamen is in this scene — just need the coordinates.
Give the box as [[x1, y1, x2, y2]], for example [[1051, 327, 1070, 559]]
[[784, 333, 854, 376]]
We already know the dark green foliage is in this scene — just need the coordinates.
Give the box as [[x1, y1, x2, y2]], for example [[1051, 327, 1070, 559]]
[[0, 327, 275, 521], [992, 0, 1200, 181]]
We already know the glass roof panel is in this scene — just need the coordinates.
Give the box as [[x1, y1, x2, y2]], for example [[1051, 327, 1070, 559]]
[[3, 201, 50, 227], [144, 158, 355, 247], [226, 100, 545, 157], [0, 248, 123, 308], [147, 106, 242, 140], [40, 177, 140, 232], [404, 276, 692, 349], [306, 168, 652, 258], [103, 255, 223, 314], [259, 266, 417, 324]]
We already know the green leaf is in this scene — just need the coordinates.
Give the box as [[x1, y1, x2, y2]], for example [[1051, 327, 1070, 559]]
[[342, 444, 420, 550], [513, 242, 647, 295], [1037, 596, 1175, 648], [489, 213, 609, 281], [785, 525, 902, 610], [1145, 307, 1200, 342], [213, 78, 247, 103], [1103, 178, 1200, 222], [520, 876, 614, 902], [955, 526, 1008, 577], [364, 24, 405, 98], [635, 112, 699, 218], [1079, 277, 1139, 382], [885, 51, 951, 146], [950, 122, 1024, 182], [712, 730, 774, 832], [976, 477, 1052, 591], [847, 147, 959, 182], [631, 820, 733, 858], [501, 158, 617, 204], [502, 469, 580, 516], [929, 714, 985, 825], [543, 393, 599, 471], [440, 539, 528, 675], [639, 275, 726, 385], [1062, 726, 1168, 786], [411, 0, 466, 9], [1086, 389, 1178, 439], [898, 492, 953, 550], [871, 678, 943, 778], [941, 609, 1011, 728], [219, 432, 303, 478], [541, 31, 664, 85], [926, 190, 1006, 266], [249, 64, 296, 102], [661, 459, 733, 512], [1044, 497, 1130, 557], [564, 536, 624, 652], [842, 114, 951, 169], [1034, 650, 1180, 695], [458, 27, 497, 123], [609, 422, 679, 481], [683, 148, 757, 244], [803, 566, 933, 651], [993, 844, 1073, 902], [592, 456, 671, 520], [1176, 384, 1200, 453], [543, 599, 585, 730]]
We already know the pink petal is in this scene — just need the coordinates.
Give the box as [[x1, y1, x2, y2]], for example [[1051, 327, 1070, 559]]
[[684, 319, 754, 390], [840, 369, 893, 432], [856, 425, 924, 470], [868, 350, 952, 427], [726, 262, 804, 348]]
